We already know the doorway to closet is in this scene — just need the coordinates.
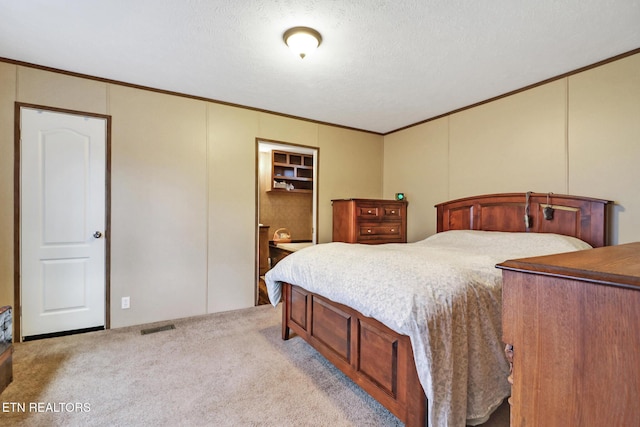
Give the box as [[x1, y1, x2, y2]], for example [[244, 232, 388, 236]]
[[256, 140, 318, 305]]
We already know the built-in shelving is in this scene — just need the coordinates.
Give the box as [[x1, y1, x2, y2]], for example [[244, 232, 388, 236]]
[[270, 150, 314, 193]]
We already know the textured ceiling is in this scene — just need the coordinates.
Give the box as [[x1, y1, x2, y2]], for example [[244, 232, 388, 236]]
[[1, 0, 639, 134]]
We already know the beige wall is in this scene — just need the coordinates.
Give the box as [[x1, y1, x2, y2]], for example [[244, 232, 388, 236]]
[[449, 80, 568, 197], [567, 54, 640, 245], [0, 63, 383, 328], [317, 125, 385, 243], [0, 63, 16, 308], [4, 52, 635, 330], [207, 104, 260, 313], [383, 53, 640, 245], [109, 85, 209, 327], [383, 118, 449, 242]]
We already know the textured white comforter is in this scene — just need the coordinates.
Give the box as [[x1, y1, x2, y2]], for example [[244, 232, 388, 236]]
[[265, 230, 592, 427]]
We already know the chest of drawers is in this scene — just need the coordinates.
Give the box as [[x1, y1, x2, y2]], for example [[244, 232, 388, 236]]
[[332, 199, 407, 244], [498, 243, 640, 426]]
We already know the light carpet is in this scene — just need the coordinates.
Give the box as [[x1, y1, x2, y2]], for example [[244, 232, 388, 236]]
[[1, 304, 508, 426]]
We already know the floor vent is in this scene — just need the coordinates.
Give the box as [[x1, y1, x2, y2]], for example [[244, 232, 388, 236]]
[[140, 324, 175, 335]]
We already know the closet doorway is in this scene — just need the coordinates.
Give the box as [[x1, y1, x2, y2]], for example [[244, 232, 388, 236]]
[[256, 140, 318, 305]]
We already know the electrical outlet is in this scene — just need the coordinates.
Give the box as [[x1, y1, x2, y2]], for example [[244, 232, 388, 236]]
[[121, 296, 130, 309]]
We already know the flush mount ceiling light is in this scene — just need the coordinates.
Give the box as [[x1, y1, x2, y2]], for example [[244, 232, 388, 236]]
[[283, 26, 322, 59]]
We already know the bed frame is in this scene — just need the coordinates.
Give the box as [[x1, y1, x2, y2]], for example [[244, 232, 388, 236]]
[[280, 192, 611, 426]]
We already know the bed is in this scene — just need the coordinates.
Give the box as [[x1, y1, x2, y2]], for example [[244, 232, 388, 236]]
[[264, 193, 610, 427]]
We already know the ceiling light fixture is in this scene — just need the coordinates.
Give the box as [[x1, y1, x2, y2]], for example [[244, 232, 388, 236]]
[[283, 26, 322, 59]]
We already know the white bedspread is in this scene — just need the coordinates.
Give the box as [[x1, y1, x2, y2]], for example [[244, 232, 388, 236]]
[[265, 230, 593, 427]]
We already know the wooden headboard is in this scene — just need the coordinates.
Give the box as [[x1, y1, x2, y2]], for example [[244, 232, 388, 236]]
[[435, 193, 612, 247]]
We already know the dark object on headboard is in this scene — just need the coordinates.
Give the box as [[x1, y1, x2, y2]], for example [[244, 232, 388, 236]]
[[435, 192, 611, 247], [0, 306, 13, 394]]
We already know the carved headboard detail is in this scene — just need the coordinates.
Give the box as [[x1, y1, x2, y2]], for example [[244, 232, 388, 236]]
[[435, 193, 612, 247]]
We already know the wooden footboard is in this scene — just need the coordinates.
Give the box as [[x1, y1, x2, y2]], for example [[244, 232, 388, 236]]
[[281, 283, 427, 426]]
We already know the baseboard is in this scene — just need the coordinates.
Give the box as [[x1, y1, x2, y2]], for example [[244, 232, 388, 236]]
[[23, 326, 105, 342]]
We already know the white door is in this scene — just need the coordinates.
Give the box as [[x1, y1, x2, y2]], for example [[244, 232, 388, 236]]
[[20, 107, 106, 338]]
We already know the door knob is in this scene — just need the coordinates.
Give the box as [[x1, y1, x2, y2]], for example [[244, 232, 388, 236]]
[[93, 231, 102, 238]]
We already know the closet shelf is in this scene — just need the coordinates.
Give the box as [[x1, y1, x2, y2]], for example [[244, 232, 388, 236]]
[[271, 150, 314, 193]]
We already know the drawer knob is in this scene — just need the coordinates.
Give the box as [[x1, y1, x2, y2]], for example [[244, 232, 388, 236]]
[[367, 229, 372, 233], [391, 229, 395, 232], [367, 210, 372, 214], [391, 210, 395, 214]]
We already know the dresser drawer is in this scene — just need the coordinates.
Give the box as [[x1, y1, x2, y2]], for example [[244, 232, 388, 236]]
[[356, 204, 403, 221], [358, 224, 402, 240], [356, 205, 380, 219], [381, 205, 402, 219]]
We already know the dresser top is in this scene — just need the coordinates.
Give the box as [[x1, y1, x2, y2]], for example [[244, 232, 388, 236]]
[[331, 198, 407, 204], [497, 242, 640, 290]]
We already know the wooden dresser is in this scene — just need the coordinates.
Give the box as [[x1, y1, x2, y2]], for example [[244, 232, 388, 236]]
[[332, 198, 407, 244], [498, 243, 640, 427]]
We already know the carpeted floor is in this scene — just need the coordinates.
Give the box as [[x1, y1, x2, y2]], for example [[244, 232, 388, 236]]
[[1, 304, 508, 426]]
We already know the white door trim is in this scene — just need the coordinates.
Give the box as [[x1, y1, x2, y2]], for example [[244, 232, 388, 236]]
[[14, 103, 112, 341]]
